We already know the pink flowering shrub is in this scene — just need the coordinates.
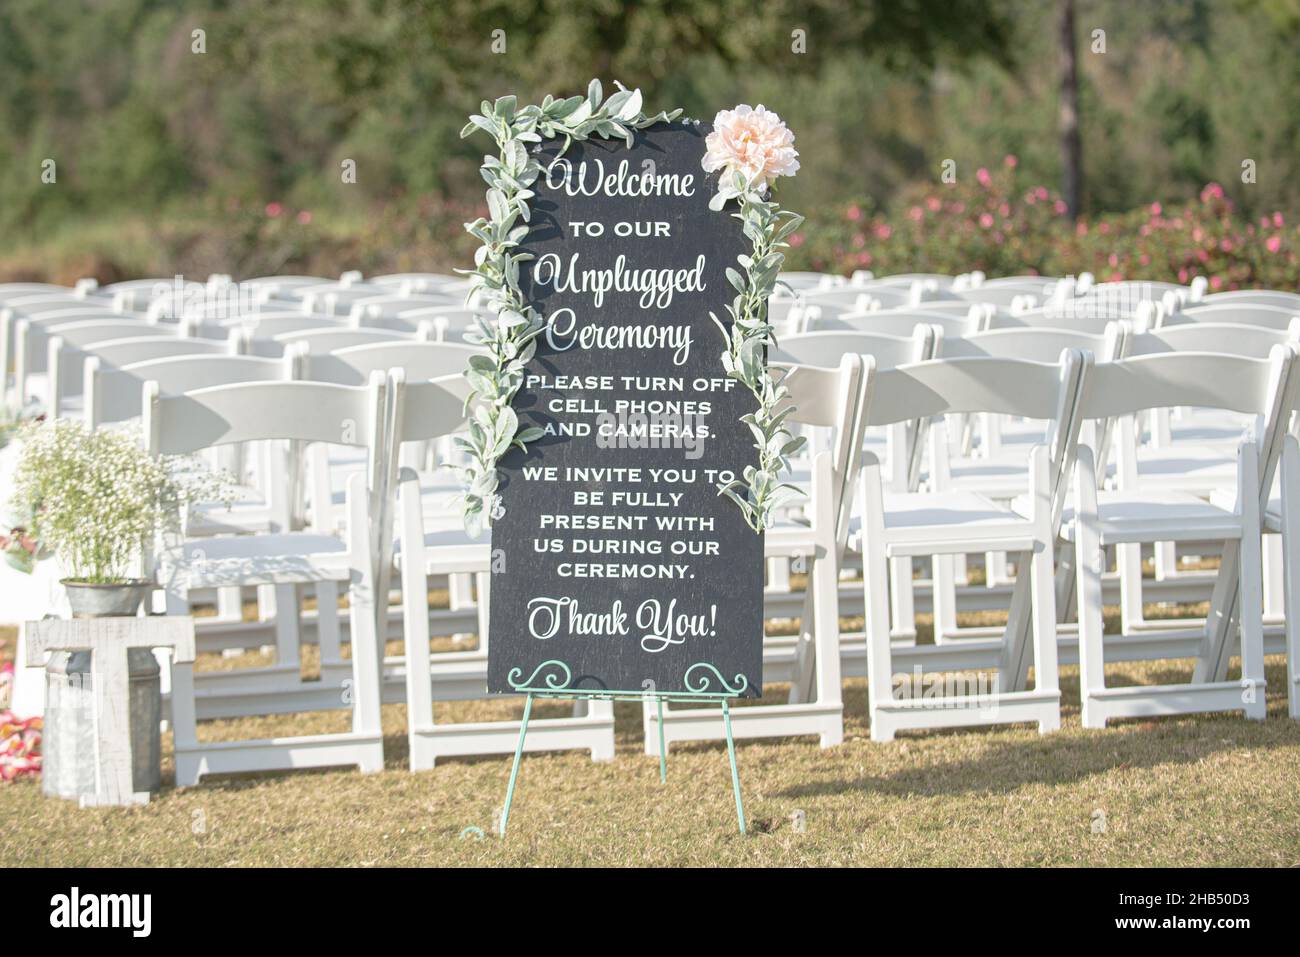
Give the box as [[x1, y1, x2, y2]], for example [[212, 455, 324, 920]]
[[788, 158, 1298, 290]]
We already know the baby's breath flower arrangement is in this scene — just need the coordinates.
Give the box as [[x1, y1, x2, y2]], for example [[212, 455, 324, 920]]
[[703, 105, 807, 532], [10, 419, 232, 584]]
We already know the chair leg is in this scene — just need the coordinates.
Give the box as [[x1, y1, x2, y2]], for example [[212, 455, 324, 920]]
[[1194, 541, 1240, 684], [1235, 456, 1267, 719], [766, 556, 791, 594], [1117, 542, 1146, 631], [810, 544, 844, 747], [346, 569, 384, 773], [1054, 541, 1078, 624], [164, 586, 203, 786], [998, 553, 1033, 691], [1284, 461, 1300, 719], [860, 469, 895, 742], [1029, 539, 1061, 732], [931, 554, 959, 643], [788, 588, 816, 705], [1153, 541, 1178, 581], [1282, 440, 1300, 719], [888, 556, 917, 643], [273, 583, 301, 672], [316, 581, 343, 669], [1264, 532, 1285, 620], [1074, 449, 1108, 729], [474, 572, 491, 656]]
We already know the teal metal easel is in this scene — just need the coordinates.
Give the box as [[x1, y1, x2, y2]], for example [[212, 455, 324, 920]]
[[498, 659, 749, 836]]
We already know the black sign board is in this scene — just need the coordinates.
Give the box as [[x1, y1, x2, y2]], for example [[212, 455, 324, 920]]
[[486, 121, 763, 697]]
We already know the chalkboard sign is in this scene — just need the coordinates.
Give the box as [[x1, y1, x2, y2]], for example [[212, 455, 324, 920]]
[[486, 121, 763, 697]]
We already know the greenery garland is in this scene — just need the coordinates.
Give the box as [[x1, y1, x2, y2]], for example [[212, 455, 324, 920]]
[[711, 174, 807, 532], [455, 80, 801, 537]]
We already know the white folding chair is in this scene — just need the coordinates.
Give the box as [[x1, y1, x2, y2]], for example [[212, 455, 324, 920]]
[[148, 376, 388, 782], [856, 351, 1086, 740], [775, 328, 935, 642], [649, 354, 865, 751], [923, 326, 1125, 643], [389, 371, 617, 768], [1064, 347, 1297, 727], [1275, 435, 1300, 718]]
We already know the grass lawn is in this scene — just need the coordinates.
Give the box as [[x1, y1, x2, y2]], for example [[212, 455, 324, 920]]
[[3, 606, 1298, 867]]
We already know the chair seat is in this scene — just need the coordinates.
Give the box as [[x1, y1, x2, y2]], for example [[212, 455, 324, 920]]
[[1212, 487, 1281, 531], [188, 489, 277, 534], [1133, 445, 1236, 494], [393, 528, 490, 574], [849, 490, 1036, 555], [1167, 408, 1252, 446], [945, 453, 1031, 498], [163, 532, 352, 587], [1025, 489, 1242, 544], [766, 516, 819, 556]]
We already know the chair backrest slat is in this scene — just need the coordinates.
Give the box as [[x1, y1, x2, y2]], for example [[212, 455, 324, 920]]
[[937, 324, 1122, 362], [1126, 321, 1298, 358], [90, 354, 295, 427], [773, 327, 930, 371], [865, 355, 1074, 426], [144, 377, 383, 455], [1076, 351, 1286, 420], [308, 341, 482, 386]]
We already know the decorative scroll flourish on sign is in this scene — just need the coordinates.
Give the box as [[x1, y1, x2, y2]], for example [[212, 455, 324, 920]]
[[455, 82, 802, 537]]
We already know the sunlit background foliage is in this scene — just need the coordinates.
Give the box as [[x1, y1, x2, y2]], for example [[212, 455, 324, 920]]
[[0, 0, 1296, 284]]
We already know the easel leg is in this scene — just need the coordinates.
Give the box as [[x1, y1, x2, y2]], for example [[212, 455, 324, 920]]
[[500, 693, 534, 837], [657, 696, 667, 784], [722, 698, 745, 835]]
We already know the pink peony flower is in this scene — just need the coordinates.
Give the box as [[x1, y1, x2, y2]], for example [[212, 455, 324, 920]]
[[1267, 235, 1283, 253], [846, 204, 862, 221], [927, 196, 942, 212], [1150, 202, 1162, 216], [979, 213, 994, 229], [875, 224, 892, 240], [297, 210, 313, 225], [1004, 154, 1018, 168], [976, 168, 992, 187], [1210, 275, 1223, 290], [1273, 212, 1284, 228], [265, 202, 283, 218], [701, 104, 799, 191]]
